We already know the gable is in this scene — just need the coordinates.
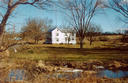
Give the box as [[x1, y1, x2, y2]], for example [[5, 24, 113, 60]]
[[48, 28, 62, 32], [48, 28, 76, 35]]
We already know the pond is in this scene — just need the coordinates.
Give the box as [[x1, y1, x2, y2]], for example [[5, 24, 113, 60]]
[[97, 70, 128, 78], [6, 69, 128, 82], [6, 69, 26, 82]]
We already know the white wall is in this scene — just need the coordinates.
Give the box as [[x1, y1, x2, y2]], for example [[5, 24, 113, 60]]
[[51, 28, 76, 44], [64, 33, 76, 44], [69, 33, 76, 44], [52, 28, 64, 44]]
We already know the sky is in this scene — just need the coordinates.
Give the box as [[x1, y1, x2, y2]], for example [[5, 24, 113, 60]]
[[4, 3, 126, 33]]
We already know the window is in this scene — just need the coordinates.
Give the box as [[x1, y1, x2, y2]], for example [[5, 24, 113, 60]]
[[72, 33, 74, 36], [56, 33, 59, 36], [65, 33, 67, 36], [72, 37, 74, 40], [56, 38, 59, 42], [65, 37, 68, 41]]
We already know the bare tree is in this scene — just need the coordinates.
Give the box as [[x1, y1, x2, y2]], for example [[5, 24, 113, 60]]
[[59, 0, 103, 48], [42, 18, 53, 42], [0, 28, 21, 52], [107, 0, 128, 23], [0, 0, 52, 51], [107, 0, 128, 44], [86, 24, 102, 45], [21, 18, 51, 44]]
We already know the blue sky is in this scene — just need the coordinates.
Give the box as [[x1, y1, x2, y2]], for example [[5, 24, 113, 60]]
[[6, 4, 126, 33]]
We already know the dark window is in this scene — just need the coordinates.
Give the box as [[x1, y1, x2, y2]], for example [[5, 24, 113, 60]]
[[65, 37, 68, 41], [72, 33, 74, 36], [56, 33, 59, 36], [56, 38, 59, 42], [72, 37, 74, 40]]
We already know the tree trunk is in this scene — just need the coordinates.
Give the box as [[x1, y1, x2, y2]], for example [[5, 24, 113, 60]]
[[90, 40, 92, 45], [0, 8, 14, 49], [0, 25, 5, 48], [0, 33, 3, 46], [80, 39, 83, 49]]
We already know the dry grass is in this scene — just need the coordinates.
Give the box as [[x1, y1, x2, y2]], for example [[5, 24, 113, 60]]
[[1, 35, 128, 83]]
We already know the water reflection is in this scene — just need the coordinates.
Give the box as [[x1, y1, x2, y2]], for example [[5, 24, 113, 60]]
[[47, 72, 82, 80], [6, 69, 25, 82], [97, 70, 128, 78], [6, 69, 128, 82]]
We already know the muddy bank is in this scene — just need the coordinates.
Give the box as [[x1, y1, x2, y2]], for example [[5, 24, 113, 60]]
[[0, 59, 128, 73], [44, 60, 128, 71], [0, 59, 128, 83]]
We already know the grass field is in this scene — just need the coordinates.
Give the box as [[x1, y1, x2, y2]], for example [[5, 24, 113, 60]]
[[9, 41, 128, 61]]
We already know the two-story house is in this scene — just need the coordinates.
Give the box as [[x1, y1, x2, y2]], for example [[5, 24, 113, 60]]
[[45, 28, 76, 44]]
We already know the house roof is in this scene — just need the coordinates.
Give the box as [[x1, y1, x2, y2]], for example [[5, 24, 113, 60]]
[[61, 28, 76, 33], [48, 27, 57, 32], [48, 27, 76, 33]]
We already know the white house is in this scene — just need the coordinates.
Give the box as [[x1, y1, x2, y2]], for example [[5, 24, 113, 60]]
[[45, 28, 76, 44]]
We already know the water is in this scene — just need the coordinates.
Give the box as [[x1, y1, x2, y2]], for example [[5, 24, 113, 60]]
[[6, 69, 25, 82], [46, 69, 83, 79], [43, 69, 128, 79], [6, 69, 128, 82], [6, 69, 83, 81], [55, 69, 128, 79], [97, 70, 128, 78], [47, 72, 82, 79]]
